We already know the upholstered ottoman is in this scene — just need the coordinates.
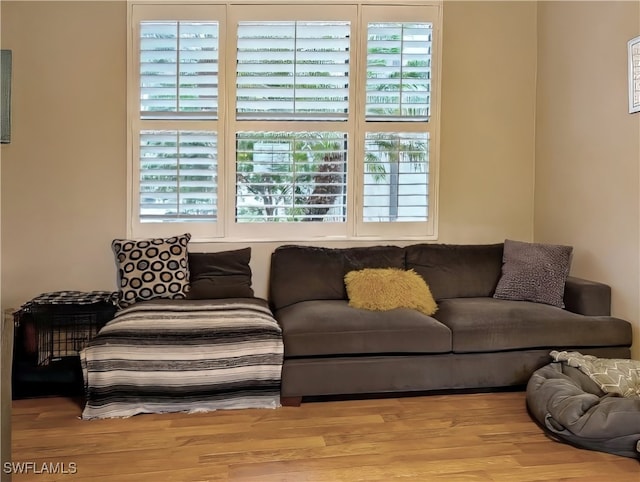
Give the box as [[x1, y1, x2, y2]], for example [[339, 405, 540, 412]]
[[526, 352, 640, 459]]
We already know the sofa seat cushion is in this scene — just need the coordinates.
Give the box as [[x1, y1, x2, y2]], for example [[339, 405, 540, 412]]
[[434, 298, 632, 353], [276, 299, 451, 357]]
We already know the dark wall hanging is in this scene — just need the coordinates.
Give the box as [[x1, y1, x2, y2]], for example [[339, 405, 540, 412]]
[[1, 50, 11, 144]]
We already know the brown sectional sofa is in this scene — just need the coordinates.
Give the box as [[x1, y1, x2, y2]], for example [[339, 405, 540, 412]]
[[269, 243, 633, 406]]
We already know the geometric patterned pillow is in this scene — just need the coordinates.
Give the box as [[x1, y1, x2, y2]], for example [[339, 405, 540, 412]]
[[112, 233, 191, 308], [493, 239, 572, 308], [551, 350, 640, 399]]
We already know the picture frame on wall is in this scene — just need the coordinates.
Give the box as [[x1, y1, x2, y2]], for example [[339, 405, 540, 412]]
[[0, 50, 11, 143], [628, 36, 640, 114]]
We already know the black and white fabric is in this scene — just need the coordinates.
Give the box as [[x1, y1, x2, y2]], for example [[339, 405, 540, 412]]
[[112, 233, 191, 307], [17, 291, 119, 314], [80, 298, 284, 419]]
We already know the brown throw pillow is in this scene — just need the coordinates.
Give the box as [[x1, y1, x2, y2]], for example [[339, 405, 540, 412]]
[[186, 248, 254, 299], [493, 239, 572, 307], [344, 268, 437, 316]]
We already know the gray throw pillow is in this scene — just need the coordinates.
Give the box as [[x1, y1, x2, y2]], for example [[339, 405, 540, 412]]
[[493, 239, 572, 307]]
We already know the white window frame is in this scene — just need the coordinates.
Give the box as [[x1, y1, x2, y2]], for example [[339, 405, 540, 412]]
[[356, 5, 439, 238], [129, 4, 227, 241], [127, 0, 441, 242]]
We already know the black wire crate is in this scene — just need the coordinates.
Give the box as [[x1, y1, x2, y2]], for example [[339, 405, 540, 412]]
[[29, 302, 117, 366], [12, 292, 118, 399]]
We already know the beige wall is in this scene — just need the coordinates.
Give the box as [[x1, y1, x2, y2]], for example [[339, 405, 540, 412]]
[[0, 1, 538, 308], [535, 1, 640, 358], [440, 1, 536, 243], [1, 1, 127, 309]]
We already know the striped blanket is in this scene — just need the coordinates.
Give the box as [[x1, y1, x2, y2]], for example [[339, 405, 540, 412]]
[[80, 298, 283, 419]]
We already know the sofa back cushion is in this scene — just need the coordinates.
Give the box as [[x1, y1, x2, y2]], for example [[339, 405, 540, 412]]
[[405, 243, 504, 300], [269, 245, 404, 310], [343, 245, 406, 273]]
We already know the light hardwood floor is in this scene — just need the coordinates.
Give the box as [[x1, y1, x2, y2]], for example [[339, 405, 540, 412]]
[[10, 391, 640, 481]]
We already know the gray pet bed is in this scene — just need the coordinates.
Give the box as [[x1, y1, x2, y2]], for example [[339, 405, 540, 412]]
[[526, 358, 640, 459]]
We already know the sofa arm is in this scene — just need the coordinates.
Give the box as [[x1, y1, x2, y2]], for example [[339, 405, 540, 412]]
[[563, 276, 611, 316]]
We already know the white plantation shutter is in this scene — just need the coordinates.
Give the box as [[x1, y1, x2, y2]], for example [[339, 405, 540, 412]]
[[235, 132, 347, 222], [357, 5, 438, 238], [139, 131, 217, 222], [236, 21, 350, 119], [131, 5, 224, 238], [128, 2, 440, 241], [363, 132, 429, 222], [366, 22, 432, 120], [140, 21, 219, 119]]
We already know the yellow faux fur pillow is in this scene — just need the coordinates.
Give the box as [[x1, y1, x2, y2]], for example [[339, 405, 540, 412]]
[[344, 268, 437, 316]]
